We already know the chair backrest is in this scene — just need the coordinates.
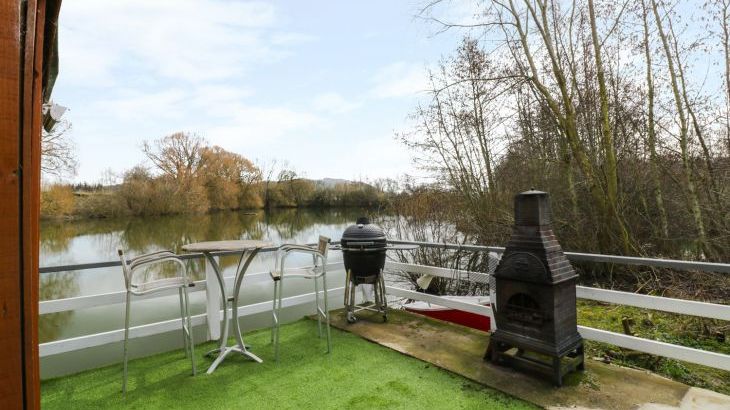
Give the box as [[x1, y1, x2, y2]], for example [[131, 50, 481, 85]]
[[118, 248, 131, 290], [317, 236, 330, 259]]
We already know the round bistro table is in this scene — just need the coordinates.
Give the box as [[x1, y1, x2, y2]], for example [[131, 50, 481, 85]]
[[181, 240, 272, 374]]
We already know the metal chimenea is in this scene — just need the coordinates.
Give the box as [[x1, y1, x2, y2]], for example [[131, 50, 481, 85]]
[[486, 190, 584, 386]]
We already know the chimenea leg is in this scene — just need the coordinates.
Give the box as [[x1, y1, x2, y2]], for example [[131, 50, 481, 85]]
[[553, 356, 562, 387], [577, 344, 585, 371]]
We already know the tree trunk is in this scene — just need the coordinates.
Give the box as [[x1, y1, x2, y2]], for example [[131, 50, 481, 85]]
[[651, 0, 711, 258], [641, 0, 669, 240]]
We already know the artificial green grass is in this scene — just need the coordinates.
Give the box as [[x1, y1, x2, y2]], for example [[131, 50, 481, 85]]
[[42, 320, 536, 409]]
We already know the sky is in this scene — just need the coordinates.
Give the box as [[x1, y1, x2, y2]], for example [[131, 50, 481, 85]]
[[52, 0, 472, 184]]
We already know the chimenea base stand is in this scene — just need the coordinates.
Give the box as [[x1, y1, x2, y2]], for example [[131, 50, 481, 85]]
[[486, 334, 584, 387]]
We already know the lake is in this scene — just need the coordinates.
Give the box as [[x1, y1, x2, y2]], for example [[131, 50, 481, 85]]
[[39, 208, 373, 345]]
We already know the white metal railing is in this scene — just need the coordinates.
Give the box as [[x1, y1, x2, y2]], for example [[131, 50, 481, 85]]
[[40, 286, 346, 357], [39, 241, 730, 374]]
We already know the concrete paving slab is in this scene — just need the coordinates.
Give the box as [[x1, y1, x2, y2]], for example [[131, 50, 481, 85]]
[[329, 309, 698, 410], [679, 387, 730, 409]]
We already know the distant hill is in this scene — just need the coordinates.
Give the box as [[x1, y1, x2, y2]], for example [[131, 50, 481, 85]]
[[317, 178, 350, 188], [313, 178, 375, 189]]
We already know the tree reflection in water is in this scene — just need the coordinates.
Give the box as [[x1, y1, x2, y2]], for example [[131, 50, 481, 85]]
[[39, 271, 80, 343]]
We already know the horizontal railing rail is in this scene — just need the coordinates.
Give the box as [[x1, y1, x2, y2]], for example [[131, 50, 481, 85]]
[[39, 262, 343, 315], [387, 240, 730, 274], [383, 261, 730, 321], [40, 243, 336, 274]]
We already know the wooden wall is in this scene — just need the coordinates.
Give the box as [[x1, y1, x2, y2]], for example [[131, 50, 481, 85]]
[[0, 0, 46, 408]]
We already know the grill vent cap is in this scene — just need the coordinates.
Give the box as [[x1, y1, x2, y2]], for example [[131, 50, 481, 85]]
[[341, 216, 386, 241]]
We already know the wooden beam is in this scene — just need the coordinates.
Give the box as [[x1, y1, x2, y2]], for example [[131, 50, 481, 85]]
[[21, 0, 45, 408], [0, 2, 25, 407], [0, 0, 46, 408]]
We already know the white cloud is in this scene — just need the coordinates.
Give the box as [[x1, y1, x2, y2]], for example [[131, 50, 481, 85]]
[[58, 0, 293, 86], [312, 92, 360, 114], [204, 106, 326, 151], [370, 62, 429, 99]]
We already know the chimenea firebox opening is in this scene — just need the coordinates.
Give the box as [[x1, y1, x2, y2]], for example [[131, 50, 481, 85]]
[[486, 190, 584, 386]]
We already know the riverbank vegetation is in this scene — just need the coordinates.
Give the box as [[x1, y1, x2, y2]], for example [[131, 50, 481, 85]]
[[393, 1, 729, 263], [41, 132, 395, 218]]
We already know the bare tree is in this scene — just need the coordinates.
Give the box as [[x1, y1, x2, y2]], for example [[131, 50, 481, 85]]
[[142, 132, 206, 181], [641, 0, 669, 239], [650, 0, 711, 257], [41, 119, 77, 178]]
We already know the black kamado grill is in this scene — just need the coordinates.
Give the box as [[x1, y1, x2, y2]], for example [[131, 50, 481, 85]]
[[339, 217, 418, 323]]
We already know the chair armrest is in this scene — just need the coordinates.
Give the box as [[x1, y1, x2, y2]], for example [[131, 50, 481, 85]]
[[129, 250, 176, 266], [274, 244, 327, 276], [130, 254, 186, 274], [278, 244, 318, 253]]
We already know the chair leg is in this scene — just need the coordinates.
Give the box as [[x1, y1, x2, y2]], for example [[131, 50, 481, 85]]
[[275, 278, 284, 362], [122, 291, 131, 395], [271, 281, 278, 344], [178, 288, 188, 358], [182, 285, 196, 376], [314, 274, 322, 338], [322, 272, 331, 353]]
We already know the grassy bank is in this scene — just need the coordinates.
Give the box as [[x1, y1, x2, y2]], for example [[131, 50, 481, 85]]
[[577, 300, 729, 394]]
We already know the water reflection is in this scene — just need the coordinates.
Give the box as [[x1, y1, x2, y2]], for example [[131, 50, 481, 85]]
[[39, 271, 80, 343]]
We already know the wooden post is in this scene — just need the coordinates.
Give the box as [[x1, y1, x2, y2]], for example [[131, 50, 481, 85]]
[[0, 2, 27, 407], [205, 256, 221, 340], [0, 0, 54, 409], [0, 0, 49, 408]]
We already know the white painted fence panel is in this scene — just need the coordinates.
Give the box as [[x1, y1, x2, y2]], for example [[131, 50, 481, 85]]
[[40, 287, 345, 357], [39, 262, 341, 315], [388, 262, 729, 321], [577, 326, 730, 371], [387, 287, 730, 372], [575, 286, 730, 321]]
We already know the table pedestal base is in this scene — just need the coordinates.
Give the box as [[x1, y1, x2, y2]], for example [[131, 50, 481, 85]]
[[206, 345, 263, 374]]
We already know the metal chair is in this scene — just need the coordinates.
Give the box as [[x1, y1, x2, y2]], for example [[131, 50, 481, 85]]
[[270, 236, 331, 361], [118, 249, 196, 394]]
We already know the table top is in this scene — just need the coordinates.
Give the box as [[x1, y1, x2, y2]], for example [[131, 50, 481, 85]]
[[181, 240, 273, 252]]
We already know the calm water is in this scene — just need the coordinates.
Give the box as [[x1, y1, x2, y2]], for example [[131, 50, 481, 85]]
[[39, 208, 371, 344]]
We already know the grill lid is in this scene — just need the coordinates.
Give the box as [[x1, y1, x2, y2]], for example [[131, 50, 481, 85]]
[[341, 217, 386, 242]]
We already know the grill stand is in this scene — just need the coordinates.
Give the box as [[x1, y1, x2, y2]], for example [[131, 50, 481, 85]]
[[344, 269, 388, 323]]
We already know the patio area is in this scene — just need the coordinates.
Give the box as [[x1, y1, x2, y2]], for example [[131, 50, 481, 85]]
[[330, 309, 730, 410], [41, 317, 535, 410]]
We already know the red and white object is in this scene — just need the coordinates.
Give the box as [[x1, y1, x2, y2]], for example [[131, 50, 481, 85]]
[[403, 295, 491, 332]]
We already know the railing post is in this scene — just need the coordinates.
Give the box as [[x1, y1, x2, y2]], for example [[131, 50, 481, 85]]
[[205, 256, 221, 340]]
